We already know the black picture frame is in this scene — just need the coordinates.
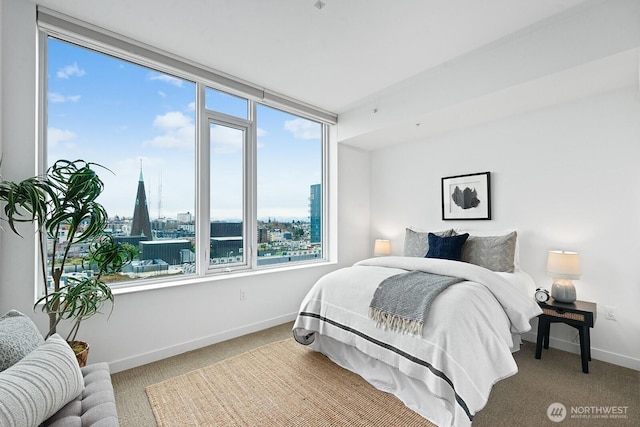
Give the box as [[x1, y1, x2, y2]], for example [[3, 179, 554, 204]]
[[441, 172, 491, 220]]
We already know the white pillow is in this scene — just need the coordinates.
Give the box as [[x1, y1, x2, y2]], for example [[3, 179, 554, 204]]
[[0, 334, 84, 426]]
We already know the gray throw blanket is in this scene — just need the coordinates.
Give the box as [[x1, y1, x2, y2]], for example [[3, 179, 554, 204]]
[[369, 270, 463, 335]]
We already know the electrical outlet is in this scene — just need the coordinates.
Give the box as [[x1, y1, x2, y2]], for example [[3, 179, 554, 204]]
[[240, 289, 247, 301], [604, 306, 616, 320]]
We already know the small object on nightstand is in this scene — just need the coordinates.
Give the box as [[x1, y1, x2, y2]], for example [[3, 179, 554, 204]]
[[535, 298, 596, 373], [535, 288, 550, 302]]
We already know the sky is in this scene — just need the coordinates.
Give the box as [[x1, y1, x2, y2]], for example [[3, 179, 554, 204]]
[[47, 37, 322, 222]]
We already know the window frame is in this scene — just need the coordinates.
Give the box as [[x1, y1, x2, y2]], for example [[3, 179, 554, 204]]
[[202, 104, 254, 274], [37, 8, 335, 290]]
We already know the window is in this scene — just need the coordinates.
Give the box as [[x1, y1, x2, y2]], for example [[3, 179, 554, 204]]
[[208, 121, 246, 268], [46, 38, 197, 285], [255, 105, 323, 266], [205, 87, 248, 120], [41, 20, 331, 289]]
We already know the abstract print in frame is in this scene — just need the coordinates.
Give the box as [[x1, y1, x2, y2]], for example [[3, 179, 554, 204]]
[[441, 172, 491, 220]]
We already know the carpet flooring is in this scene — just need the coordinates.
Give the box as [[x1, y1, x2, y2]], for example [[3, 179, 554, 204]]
[[112, 322, 639, 426]]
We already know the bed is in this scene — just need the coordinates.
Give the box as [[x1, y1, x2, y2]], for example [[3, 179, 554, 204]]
[[293, 229, 542, 427]]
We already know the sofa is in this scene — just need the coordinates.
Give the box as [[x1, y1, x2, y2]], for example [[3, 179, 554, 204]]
[[0, 310, 119, 426]]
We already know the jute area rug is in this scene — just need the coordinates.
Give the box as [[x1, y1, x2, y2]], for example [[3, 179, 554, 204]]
[[146, 338, 435, 426]]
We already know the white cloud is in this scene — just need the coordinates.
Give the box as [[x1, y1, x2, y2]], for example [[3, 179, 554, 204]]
[[153, 111, 192, 131], [284, 118, 320, 140], [143, 111, 194, 150], [56, 62, 86, 79], [49, 93, 66, 103], [158, 91, 167, 98], [48, 127, 77, 148], [49, 92, 81, 103], [210, 125, 243, 154], [149, 73, 184, 87]]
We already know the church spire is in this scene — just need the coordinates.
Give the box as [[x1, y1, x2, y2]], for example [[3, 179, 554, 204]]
[[131, 160, 152, 240]]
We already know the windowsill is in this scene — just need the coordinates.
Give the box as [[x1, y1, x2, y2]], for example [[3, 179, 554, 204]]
[[110, 259, 338, 296]]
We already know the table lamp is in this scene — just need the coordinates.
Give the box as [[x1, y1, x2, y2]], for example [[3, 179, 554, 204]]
[[374, 239, 391, 256], [547, 250, 581, 303]]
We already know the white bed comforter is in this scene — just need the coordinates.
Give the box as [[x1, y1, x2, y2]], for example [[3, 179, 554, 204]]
[[293, 256, 542, 427]]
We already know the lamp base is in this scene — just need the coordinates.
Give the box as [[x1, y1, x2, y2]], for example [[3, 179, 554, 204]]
[[551, 280, 576, 303]]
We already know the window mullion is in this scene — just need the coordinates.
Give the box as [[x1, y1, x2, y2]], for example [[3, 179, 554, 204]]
[[247, 101, 258, 268], [195, 83, 210, 276]]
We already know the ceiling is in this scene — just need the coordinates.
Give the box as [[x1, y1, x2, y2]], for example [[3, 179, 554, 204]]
[[35, 0, 598, 147]]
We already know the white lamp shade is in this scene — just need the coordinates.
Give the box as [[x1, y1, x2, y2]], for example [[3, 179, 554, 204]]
[[547, 251, 581, 279], [374, 239, 391, 256]]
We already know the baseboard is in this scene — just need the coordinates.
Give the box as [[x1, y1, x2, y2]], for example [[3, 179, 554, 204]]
[[110, 320, 638, 374], [109, 312, 298, 373], [521, 332, 640, 371]]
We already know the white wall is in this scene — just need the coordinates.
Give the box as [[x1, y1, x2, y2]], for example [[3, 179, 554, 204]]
[[0, 0, 371, 373], [338, 144, 371, 258], [369, 86, 640, 370]]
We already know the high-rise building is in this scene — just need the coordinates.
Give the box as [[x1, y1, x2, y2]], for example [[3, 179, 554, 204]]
[[177, 212, 193, 223], [130, 167, 152, 239], [309, 184, 321, 243], [258, 227, 269, 243]]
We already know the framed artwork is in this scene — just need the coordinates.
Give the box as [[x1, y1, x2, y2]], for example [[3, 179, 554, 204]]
[[441, 172, 491, 220]]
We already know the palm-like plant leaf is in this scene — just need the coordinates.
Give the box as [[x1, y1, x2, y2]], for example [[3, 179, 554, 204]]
[[35, 276, 114, 341], [0, 177, 53, 235], [87, 234, 135, 275], [1, 158, 129, 340], [45, 160, 110, 244]]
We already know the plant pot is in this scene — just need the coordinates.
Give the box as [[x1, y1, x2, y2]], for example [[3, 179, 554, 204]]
[[69, 340, 90, 367]]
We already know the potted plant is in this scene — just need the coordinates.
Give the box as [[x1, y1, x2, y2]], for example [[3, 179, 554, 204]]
[[0, 159, 134, 365]]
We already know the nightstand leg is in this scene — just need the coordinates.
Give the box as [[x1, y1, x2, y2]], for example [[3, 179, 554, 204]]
[[578, 326, 589, 374], [535, 318, 547, 359], [543, 319, 551, 349]]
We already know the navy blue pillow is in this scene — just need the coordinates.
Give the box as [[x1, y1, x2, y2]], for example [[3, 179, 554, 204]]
[[425, 233, 469, 261]]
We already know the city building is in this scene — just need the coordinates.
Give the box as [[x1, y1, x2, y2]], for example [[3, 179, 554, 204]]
[[130, 166, 153, 240], [177, 212, 193, 223], [309, 184, 321, 244], [140, 240, 191, 265]]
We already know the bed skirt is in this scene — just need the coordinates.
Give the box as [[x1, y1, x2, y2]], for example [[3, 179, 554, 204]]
[[307, 333, 523, 427]]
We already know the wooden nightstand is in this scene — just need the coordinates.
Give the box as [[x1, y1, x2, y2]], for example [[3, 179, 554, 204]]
[[535, 298, 597, 373]]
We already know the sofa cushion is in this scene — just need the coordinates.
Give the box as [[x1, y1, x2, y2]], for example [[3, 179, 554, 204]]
[[0, 309, 45, 372], [0, 334, 84, 427], [44, 362, 119, 427]]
